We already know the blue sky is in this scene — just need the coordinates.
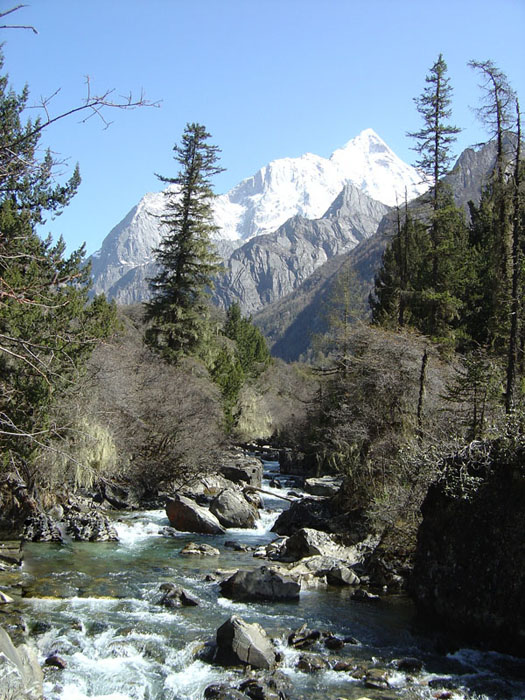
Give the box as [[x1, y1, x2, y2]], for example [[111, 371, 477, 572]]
[[2, 0, 524, 256]]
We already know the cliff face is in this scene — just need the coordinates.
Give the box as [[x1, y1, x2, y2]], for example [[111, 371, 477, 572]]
[[411, 440, 525, 656]]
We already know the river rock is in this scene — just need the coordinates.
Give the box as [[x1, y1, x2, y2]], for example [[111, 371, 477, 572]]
[[166, 496, 225, 535], [180, 542, 220, 556], [288, 624, 321, 649], [64, 509, 119, 542], [394, 656, 423, 672], [219, 455, 263, 488], [238, 671, 292, 699], [324, 634, 345, 650], [22, 512, 63, 543], [178, 473, 236, 500], [296, 652, 330, 673], [365, 667, 390, 689], [158, 583, 199, 607], [204, 685, 247, 699], [215, 615, 277, 670], [210, 489, 258, 529], [220, 566, 300, 602], [270, 497, 335, 535], [326, 564, 360, 586], [0, 627, 43, 700], [278, 528, 360, 562], [44, 654, 67, 670], [304, 476, 343, 497]]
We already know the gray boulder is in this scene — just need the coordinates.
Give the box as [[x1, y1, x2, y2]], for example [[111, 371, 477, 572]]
[[279, 528, 359, 562], [166, 496, 225, 535], [210, 489, 258, 529], [22, 513, 63, 543], [326, 564, 360, 586], [220, 566, 300, 602], [303, 476, 342, 497], [219, 456, 263, 488], [0, 627, 43, 700], [64, 509, 118, 542], [215, 615, 277, 670]]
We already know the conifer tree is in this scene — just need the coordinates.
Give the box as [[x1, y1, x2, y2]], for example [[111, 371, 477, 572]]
[[406, 54, 466, 338], [145, 123, 223, 362]]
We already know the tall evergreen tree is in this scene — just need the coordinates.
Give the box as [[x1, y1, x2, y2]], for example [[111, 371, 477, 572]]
[[408, 54, 461, 203], [145, 123, 223, 362], [406, 54, 466, 338], [468, 61, 518, 355]]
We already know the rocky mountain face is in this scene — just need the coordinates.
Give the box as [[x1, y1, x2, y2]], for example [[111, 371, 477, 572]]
[[89, 129, 424, 307], [213, 183, 389, 313], [255, 139, 501, 361]]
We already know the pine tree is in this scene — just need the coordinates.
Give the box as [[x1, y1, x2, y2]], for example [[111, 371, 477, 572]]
[[224, 302, 271, 376], [145, 123, 223, 362], [406, 54, 467, 339], [468, 61, 523, 410]]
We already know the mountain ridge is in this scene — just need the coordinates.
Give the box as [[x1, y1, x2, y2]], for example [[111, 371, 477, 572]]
[[89, 129, 425, 307]]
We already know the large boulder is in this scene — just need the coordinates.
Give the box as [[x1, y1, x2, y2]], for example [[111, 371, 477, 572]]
[[210, 489, 258, 529], [219, 455, 263, 488], [0, 627, 43, 700], [303, 476, 342, 497], [22, 513, 63, 543], [411, 440, 525, 655], [271, 498, 336, 535], [177, 474, 236, 500], [278, 528, 358, 562], [215, 615, 277, 669], [64, 508, 118, 542], [220, 566, 300, 602], [166, 496, 225, 535]]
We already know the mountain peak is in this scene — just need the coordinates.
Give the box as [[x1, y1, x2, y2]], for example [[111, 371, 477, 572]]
[[329, 129, 425, 206]]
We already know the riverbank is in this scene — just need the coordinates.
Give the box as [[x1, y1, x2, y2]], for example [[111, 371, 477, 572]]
[[1, 453, 524, 700]]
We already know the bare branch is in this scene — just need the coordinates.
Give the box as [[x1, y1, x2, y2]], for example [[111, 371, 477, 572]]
[[0, 4, 37, 33]]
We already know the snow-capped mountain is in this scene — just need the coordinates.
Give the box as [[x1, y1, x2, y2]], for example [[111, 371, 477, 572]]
[[213, 127, 424, 242], [89, 128, 426, 304]]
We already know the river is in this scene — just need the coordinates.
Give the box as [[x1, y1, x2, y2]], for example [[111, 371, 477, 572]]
[[14, 460, 525, 700]]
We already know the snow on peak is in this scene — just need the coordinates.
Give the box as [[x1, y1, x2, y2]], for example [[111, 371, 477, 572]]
[[92, 129, 427, 264], [329, 129, 425, 206], [212, 129, 426, 243]]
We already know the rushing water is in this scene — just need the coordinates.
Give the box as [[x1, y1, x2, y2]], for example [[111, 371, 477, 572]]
[[14, 461, 525, 700]]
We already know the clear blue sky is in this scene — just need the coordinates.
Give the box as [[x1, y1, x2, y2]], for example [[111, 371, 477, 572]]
[[2, 0, 524, 255]]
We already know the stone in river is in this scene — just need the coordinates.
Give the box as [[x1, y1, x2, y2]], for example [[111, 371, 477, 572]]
[[209, 489, 258, 529], [220, 566, 300, 602], [204, 684, 247, 699], [215, 615, 277, 670], [45, 653, 67, 669], [165, 495, 225, 535], [180, 542, 220, 556]]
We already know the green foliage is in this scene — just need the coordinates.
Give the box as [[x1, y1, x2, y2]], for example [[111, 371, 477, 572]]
[[443, 349, 503, 440], [224, 302, 271, 376], [408, 53, 461, 191], [145, 123, 223, 362], [210, 344, 245, 430], [0, 52, 118, 486], [209, 303, 271, 431]]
